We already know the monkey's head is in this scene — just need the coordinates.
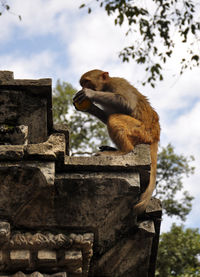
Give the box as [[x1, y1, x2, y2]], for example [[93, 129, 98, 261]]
[[80, 69, 110, 91]]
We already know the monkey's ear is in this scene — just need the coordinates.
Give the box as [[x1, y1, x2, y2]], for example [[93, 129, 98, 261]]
[[102, 72, 109, 81]]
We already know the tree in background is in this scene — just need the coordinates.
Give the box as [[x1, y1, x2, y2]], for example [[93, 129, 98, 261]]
[[0, 0, 21, 20], [53, 80, 110, 154], [0, 0, 9, 16], [157, 144, 194, 221], [156, 224, 200, 277], [52, 80, 194, 221], [80, 0, 200, 87], [3, 0, 199, 86]]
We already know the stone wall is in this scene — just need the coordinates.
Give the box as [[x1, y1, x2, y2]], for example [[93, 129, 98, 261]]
[[0, 71, 162, 277]]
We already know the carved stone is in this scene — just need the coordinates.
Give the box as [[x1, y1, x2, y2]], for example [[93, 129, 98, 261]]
[[0, 227, 93, 276], [0, 73, 52, 144], [0, 71, 162, 277], [0, 125, 28, 145], [0, 145, 24, 160], [26, 133, 66, 161], [2, 272, 67, 277]]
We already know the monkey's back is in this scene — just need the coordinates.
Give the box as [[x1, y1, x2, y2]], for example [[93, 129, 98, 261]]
[[109, 77, 160, 142]]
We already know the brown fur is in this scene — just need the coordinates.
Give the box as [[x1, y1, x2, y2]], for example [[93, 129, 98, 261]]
[[78, 69, 160, 214]]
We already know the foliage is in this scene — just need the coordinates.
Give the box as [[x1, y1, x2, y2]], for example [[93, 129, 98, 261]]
[[156, 143, 194, 221], [156, 224, 200, 277], [0, 0, 21, 20], [80, 0, 200, 87], [0, 0, 10, 16], [52, 80, 194, 220], [52, 80, 110, 155]]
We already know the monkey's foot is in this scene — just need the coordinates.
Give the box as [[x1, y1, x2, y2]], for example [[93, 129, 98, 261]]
[[99, 145, 117, 152]]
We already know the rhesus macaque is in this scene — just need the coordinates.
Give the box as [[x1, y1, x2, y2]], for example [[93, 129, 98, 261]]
[[73, 69, 160, 214]]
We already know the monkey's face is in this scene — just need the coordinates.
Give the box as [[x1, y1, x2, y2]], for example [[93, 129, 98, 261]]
[[80, 69, 109, 91], [80, 78, 96, 90]]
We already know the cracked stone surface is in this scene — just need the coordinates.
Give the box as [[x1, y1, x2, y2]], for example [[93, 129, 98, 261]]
[[0, 71, 162, 277]]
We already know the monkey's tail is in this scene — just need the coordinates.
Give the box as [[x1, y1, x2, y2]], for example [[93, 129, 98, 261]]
[[134, 141, 158, 215]]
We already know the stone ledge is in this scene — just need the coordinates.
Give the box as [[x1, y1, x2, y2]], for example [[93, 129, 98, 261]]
[[0, 70, 51, 87], [0, 134, 66, 162], [0, 145, 24, 160], [56, 171, 140, 189], [0, 79, 52, 86], [26, 134, 66, 161], [64, 144, 151, 173]]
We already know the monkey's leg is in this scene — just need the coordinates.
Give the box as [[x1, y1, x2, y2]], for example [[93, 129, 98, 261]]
[[106, 114, 153, 155]]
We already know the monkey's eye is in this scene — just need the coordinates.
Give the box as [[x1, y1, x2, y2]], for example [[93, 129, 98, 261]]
[[81, 79, 96, 90]]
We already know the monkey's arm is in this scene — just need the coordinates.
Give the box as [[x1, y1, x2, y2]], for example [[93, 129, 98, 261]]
[[74, 88, 133, 115], [87, 103, 109, 124]]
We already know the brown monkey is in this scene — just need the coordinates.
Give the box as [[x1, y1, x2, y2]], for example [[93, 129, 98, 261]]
[[73, 69, 160, 214]]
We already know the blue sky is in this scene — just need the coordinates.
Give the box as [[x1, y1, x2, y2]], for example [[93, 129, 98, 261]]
[[1, 0, 200, 232]]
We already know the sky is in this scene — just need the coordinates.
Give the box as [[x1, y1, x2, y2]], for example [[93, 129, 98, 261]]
[[0, 0, 200, 232]]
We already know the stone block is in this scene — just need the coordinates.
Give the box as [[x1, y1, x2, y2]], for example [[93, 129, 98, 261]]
[[26, 134, 65, 161], [0, 71, 14, 81], [0, 145, 24, 160], [0, 162, 55, 226], [55, 172, 139, 253], [65, 251, 82, 274], [10, 250, 30, 265], [37, 250, 57, 263], [0, 221, 10, 244], [65, 251, 82, 264], [12, 272, 27, 277], [95, 233, 153, 277], [51, 273, 67, 277], [0, 75, 52, 143], [146, 197, 162, 216], [0, 125, 28, 145], [0, 250, 3, 264], [29, 272, 44, 277], [138, 220, 155, 236], [53, 124, 70, 156]]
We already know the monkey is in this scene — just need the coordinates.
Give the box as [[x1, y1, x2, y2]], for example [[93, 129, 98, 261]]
[[73, 69, 160, 214]]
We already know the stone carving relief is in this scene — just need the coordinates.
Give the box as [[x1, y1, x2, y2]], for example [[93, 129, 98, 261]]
[[0, 222, 94, 277]]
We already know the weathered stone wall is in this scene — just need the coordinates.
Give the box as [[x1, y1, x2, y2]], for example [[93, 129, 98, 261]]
[[0, 71, 162, 277]]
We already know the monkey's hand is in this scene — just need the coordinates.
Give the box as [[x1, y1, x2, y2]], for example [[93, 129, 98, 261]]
[[73, 89, 95, 112], [73, 88, 95, 103]]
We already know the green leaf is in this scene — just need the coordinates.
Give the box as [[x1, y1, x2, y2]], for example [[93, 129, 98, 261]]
[[191, 55, 199, 62], [191, 24, 196, 34], [78, 0, 200, 87], [79, 4, 85, 9], [157, 224, 200, 277]]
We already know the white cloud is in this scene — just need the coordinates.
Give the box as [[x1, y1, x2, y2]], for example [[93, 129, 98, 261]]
[[168, 101, 200, 151], [0, 50, 58, 79], [67, 11, 129, 72], [1, 0, 84, 41]]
